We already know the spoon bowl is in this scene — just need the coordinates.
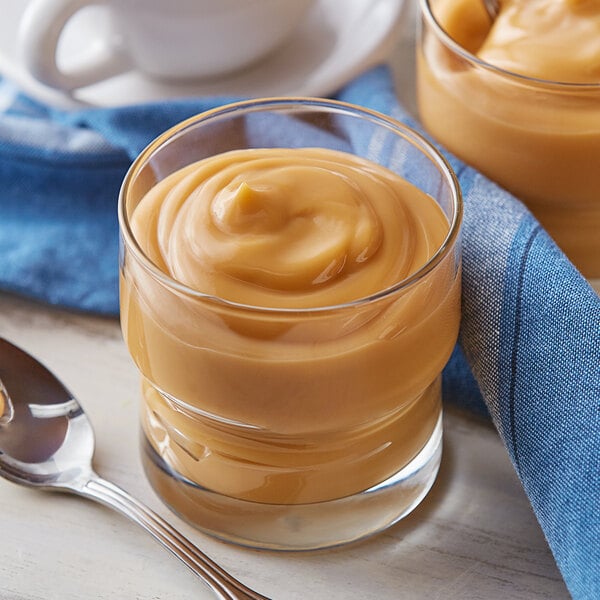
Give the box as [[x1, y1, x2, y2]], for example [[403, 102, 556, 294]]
[[0, 339, 93, 486], [0, 337, 269, 600]]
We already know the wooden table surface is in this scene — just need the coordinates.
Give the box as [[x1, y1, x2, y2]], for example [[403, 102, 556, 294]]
[[0, 291, 569, 599]]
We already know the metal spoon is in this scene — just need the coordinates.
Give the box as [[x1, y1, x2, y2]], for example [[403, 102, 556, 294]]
[[481, 0, 500, 20], [0, 337, 270, 600]]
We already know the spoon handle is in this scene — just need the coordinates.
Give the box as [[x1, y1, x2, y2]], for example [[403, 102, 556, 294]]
[[77, 474, 271, 600]]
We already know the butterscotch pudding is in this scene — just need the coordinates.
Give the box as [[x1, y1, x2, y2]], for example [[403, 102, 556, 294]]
[[417, 0, 600, 279], [119, 99, 462, 549]]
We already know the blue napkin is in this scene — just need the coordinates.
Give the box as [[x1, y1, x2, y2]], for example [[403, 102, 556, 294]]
[[0, 66, 598, 598]]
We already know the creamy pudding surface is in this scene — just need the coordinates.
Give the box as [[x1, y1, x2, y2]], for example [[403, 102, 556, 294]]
[[418, 0, 600, 278], [442, 0, 600, 82], [121, 146, 460, 504], [130, 148, 448, 307]]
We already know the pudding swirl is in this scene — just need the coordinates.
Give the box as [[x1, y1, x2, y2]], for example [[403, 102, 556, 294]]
[[131, 148, 447, 308]]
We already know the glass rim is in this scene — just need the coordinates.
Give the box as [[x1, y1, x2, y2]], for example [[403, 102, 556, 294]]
[[419, 0, 600, 91], [118, 97, 462, 315]]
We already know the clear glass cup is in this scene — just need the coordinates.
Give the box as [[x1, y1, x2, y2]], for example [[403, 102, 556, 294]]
[[417, 0, 600, 281], [118, 98, 462, 550]]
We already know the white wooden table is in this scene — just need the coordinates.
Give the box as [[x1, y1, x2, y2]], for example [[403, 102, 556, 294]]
[[0, 293, 570, 600], [0, 5, 572, 597]]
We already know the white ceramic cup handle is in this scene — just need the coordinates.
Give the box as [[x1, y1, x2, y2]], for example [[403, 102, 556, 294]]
[[18, 0, 132, 92]]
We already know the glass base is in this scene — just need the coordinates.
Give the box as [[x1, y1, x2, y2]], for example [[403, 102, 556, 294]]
[[141, 412, 443, 551]]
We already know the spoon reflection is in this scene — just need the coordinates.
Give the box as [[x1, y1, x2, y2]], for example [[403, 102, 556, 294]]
[[481, 0, 500, 19]]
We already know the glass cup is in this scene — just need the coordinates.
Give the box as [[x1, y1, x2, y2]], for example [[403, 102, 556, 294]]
[[417, 0, 600, 281], [118, 98, 462, 550]]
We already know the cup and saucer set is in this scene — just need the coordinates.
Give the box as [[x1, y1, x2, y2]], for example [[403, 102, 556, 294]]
[[0, 0, 407, 110]]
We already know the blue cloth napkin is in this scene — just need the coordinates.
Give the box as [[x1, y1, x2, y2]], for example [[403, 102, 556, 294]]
[[0, 66, 598, 598]]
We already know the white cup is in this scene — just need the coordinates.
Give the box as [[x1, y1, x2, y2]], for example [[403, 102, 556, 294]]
[[18, 0, 316, 92]]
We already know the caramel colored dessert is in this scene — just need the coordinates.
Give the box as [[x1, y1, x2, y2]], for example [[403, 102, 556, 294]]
[[418, 0, 600, 278], [121, 147, 460, 504]]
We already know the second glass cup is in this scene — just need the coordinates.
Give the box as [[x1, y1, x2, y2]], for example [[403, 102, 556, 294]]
[[118, 98, 462, 550], [417, 0, 600, 280]]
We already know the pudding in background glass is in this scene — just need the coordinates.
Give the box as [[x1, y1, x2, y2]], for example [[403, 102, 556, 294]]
[[417, 0, 600, 280], [118, 99, 462, 550]]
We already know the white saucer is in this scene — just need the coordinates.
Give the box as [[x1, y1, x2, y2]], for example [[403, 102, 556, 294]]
[[0, 0, 406, 110]]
